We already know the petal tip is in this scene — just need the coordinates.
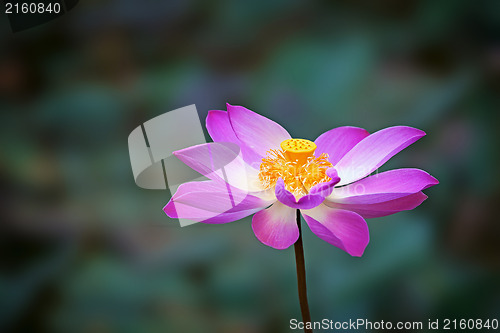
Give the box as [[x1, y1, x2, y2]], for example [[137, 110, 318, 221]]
[[276, 177, 285, 187], [390, 125, 426, 138], [423, 174, 439, 189], [409, 126, 426, 138], [207, 110, 223, 119], [326, 168, 340, 184], [350, 250, 366, 257], [163, 200, 177, 218], [346, 227, 370, 257], [267, 242, 295, 250], [347, 236, 370, 257]]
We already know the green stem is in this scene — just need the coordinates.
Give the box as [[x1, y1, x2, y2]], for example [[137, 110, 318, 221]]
[[294, 209, 313, 333]]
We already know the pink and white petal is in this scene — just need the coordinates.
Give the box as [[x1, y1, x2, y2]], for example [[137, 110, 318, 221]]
[[275, 180, 328, 210], [171, 179, 239, 199], [274, 178, 300, 208], [252, 201, 298, 249], [206, 110, 263, 166], [172, 179, 270, 202], [227, 104, 291, 158], [171, 181, 272, 213], [329, 168, 439, 204], [308, 168, 341, 195], [301, 204, 369, 257], [274, 169, 340, 209], [325, 192, 428, 218], [164, 201, 263, 224], [206, 110, 239, 144], [335, 126, 426, 186], [173, 142, 262, 192], [314, 126, 369, 165]]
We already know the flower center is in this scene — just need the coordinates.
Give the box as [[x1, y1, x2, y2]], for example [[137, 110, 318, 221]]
[[259, 138, 333, 199]]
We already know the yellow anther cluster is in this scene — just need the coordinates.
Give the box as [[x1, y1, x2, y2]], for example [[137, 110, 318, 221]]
[[259, 139, 332, 199]]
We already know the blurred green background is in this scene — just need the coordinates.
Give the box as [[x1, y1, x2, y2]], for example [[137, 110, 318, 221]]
[[1, 0, 499, 332]]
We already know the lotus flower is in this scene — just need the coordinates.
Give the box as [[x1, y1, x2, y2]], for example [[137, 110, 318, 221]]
[[164, 104, 438, 256]]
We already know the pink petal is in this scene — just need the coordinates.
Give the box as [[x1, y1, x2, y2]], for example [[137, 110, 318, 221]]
[[334, 126, 426, 186], [173, 142, 261, 192], [325, 192, 428, 218], [252, 201, 298, 249], [274, 168, 340, 209], [164, 180, 270, 223], [206, 110, 239, 144], [314, 126, 369, 165], [164, 201, 263, 224], [206, 110, 262, 166], [329, 168, 438, 204], [227, 104, 291, 159], [170, 180, 271, 213], [301, 204, 369, 256]]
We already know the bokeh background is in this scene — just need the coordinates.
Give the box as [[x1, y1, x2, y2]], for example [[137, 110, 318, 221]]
[[1, 0, 499, 332]]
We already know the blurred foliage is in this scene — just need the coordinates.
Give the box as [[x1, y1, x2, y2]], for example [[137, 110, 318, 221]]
[[1, 0, 499, 332]]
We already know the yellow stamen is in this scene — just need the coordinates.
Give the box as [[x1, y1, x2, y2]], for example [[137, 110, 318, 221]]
[[259, 139, 333, 199]]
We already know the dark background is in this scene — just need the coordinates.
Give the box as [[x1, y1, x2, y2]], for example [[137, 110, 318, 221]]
[[1, 0, 499, 332]]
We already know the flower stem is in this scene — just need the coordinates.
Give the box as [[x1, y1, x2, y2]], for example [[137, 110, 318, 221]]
[[294, 209, 313, 333]]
